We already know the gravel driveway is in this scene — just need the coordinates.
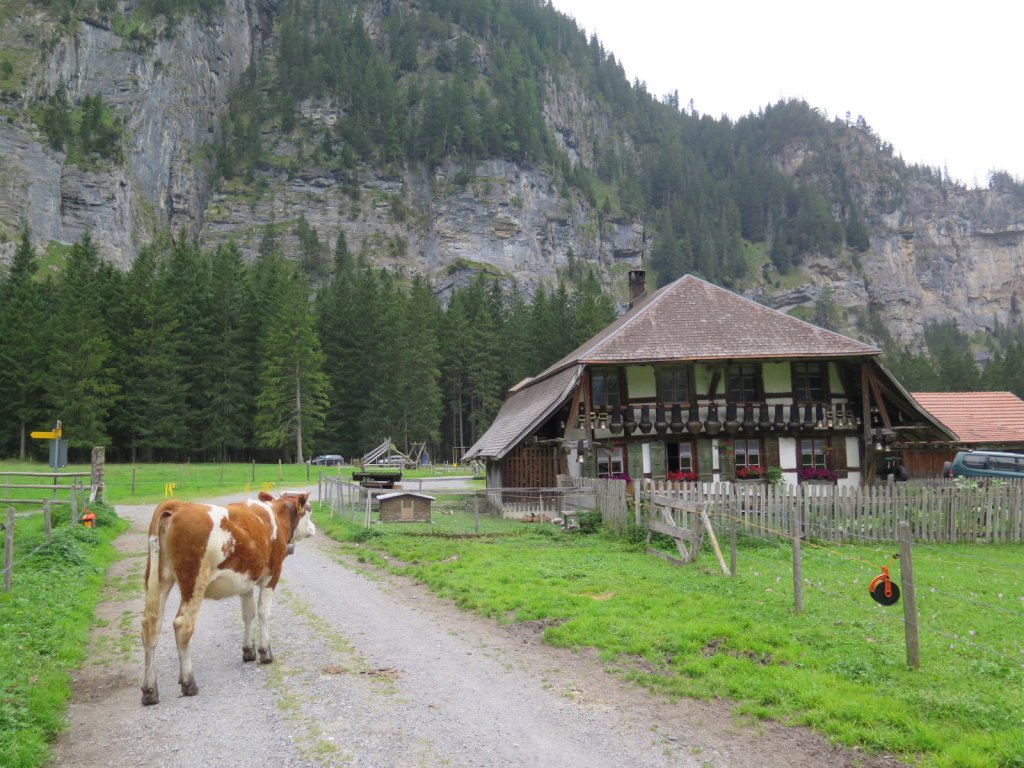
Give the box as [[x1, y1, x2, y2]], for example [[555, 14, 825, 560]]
[[51, 491, 893, 768]]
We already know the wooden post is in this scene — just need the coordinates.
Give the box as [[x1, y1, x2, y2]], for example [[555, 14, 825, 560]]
[[730, 518, 737, 577], [252, 460, 256, 483], [70, 482, 77, 526], [4, 507, 13, 592], [898, 521, 920, 669], [792, 500, 804, 614], [131, 466, 136, 496], [90, 446, 105, 503], [43, 500, 51, 538], [278, 459, 282, 481]]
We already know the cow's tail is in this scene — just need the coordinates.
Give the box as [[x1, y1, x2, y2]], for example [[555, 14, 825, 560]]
[[143, 502, 177, 614]]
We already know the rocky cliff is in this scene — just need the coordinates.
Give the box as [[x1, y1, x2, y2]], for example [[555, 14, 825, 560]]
[[1, 0, 1022, 344]]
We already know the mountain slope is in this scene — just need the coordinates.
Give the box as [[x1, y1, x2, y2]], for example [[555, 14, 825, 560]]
[[1, 0, 1022, 344]]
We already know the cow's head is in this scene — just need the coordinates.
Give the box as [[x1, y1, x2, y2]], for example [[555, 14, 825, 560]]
[[260, 491, 316, 546]]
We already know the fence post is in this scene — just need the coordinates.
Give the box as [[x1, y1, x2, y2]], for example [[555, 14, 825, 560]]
[[792, 497, 804, 614], [730, 518, 737, 577], [4, 507, 13, 592], [71, 482, 80, 526], [131, 466, 136, 496], [90, 446, 105, 503], [43, 500, 51, 538], [897, 521, 920, 669]]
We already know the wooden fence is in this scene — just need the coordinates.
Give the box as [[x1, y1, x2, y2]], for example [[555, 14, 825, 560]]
[[640, 481, 1024, 544], [0, 471, 92, 506]]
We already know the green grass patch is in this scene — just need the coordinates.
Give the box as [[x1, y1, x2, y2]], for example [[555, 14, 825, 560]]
[[319, 515, 1024, 767], [0, 502, 126, 768]]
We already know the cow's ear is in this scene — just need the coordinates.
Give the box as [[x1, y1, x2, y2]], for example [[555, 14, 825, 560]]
[[258, 491, 275, 502], [297, 493, 309, 507]]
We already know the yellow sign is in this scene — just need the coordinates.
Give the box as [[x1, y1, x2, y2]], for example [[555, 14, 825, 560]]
[[31, 430, 58, 439]]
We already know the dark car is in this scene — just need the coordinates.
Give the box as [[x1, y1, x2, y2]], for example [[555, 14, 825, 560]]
[[308, 454, 344, 466]]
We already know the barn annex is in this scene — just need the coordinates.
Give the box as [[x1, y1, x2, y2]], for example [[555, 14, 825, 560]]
[[463, 273, 953, 490]]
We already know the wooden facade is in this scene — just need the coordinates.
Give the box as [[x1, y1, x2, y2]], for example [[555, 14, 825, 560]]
[[378, 492, 433, 523]]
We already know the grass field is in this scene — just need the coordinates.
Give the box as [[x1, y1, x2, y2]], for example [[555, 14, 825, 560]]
[[0, 500, 125, 768], [318, 506, 1024, 768], [0, 458, 474, 507], [2, 461, 1021, 767]]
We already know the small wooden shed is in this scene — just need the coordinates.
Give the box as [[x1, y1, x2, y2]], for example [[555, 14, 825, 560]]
[[377, 491, 434, 523]]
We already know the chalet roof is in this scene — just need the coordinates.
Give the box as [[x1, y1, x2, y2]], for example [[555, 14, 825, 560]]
[[911, 391, 1024, 445], [463, 365, 584, 460], [542, 274, 878, 373]]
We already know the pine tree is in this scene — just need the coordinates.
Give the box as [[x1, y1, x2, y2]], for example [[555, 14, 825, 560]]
[[44, 233, 119, 450], [0, 226, 47, 457], [108, 242, 187, 461], [255, 254, 329, 462]]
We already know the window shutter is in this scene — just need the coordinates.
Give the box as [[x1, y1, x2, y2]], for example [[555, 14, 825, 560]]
[[627, 444, 643, 484], [649, 441, 666, 480], [720, 441, 736, 480], [764, 436, 781, 470], [830, 438, 848, 478], [697, 440, 714, 482]]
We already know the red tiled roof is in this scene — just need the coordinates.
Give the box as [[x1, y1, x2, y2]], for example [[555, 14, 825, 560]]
[[911, 391, 1024, 444], [543, 274, 878, 373]]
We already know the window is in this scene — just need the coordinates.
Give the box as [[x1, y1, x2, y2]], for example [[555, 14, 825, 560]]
[[734, 439, 762, 470], [658, 366, 689, 404], [727, 363, 759, 403], [792, 362, 826, 402], [799, 438, 829, 470], [591, 369, 621, 408], [666, 442, 695, 474], [597, 446, 624, 478]]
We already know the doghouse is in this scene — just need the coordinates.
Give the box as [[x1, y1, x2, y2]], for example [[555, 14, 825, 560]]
[[377, 492, 434, 522]]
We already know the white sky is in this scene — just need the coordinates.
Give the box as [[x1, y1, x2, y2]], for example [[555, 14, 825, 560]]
[[550, 0, 1021, 188]]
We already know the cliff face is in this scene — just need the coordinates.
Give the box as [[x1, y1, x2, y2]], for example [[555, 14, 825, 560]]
[[755, 127, 1024, 344], [0, 0, 271, 267], [1, 1, 1022, 344]]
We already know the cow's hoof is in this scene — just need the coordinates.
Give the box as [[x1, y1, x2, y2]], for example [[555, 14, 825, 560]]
[[180, 680, 199, 697], [258, 647, 273, 664], [141, 686, 159, 706], [242, 647, 257, 662]]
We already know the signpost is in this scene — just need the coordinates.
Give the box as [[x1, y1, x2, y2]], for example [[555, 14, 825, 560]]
[[31, 421, 66, 469]]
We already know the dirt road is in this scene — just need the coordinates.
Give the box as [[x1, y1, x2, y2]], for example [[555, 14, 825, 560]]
[[51, 493, 892, 767]]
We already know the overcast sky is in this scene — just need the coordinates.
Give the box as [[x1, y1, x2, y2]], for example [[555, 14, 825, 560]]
[[549, 0, 1021, 188]]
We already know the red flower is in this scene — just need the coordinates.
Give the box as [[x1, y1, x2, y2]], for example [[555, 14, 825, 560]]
[[667, 470, 698, 482], [735, 465, 765, 479]]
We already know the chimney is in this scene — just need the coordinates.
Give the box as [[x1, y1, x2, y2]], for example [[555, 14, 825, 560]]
[[628, 269, 646, 308]]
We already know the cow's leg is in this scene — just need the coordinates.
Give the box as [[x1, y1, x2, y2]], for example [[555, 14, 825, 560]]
[[240, 590, 257, 662], [140, 578, 173, 705], [256, 585, 275, 664], [172, 563, 214, 696]]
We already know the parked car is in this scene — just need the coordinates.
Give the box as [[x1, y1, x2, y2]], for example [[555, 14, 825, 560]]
[[308, 454, 344, 466], [946, 450, 1024, 480]]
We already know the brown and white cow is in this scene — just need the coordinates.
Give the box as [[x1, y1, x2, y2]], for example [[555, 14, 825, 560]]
[[140, 491, 315, 705]]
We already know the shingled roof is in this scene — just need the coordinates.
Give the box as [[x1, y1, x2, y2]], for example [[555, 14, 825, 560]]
[[544, 274, 878, 372], [911, 391, 1024, 445], [463, 365, 584, 460], [464, 275, 883, 461]]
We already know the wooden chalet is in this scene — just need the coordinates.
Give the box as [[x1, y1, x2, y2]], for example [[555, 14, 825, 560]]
[[463, 273, 953, 490]]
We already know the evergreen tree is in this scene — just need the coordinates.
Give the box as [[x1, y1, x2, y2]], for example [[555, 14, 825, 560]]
[[108, 241, 187, 461], [255, 254, 329, 462], [44, 233, 119, 451], [0, 226, 47, 457]]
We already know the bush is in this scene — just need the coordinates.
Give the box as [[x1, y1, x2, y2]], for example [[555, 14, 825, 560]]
[[576, 510, 602, 533]]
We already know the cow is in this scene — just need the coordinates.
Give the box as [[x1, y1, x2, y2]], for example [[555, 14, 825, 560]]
[[140, 491, 315, 705]]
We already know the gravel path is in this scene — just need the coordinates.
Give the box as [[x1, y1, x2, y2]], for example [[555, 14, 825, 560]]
[[51, 491, 894, 768]]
